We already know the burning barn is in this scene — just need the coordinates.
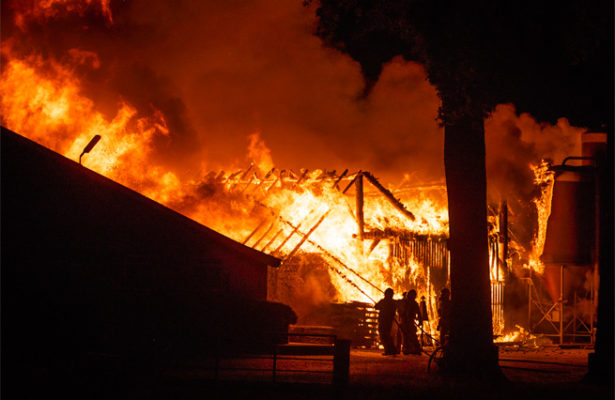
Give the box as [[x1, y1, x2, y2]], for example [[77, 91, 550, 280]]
[[0, 0, 606, 362], [184, 147, 604, 349], [3, 120, 601, 359], [1, 127, 296, 379], [201, 164, 511, 346]]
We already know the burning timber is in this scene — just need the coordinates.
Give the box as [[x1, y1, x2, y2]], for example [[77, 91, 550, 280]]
[[203, 165, 509, 344]]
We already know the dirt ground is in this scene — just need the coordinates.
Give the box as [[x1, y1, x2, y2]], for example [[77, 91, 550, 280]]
[[28, 345, 610, 399], [132, 345, 612, 400]]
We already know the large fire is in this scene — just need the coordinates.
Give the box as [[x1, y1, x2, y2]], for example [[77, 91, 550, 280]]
[[1, 0, 586, 344], [0, 38, 448, 306], [526, 161, 556, 275]]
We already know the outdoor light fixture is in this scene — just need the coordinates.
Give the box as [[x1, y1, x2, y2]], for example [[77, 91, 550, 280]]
[[79, 134, 101, 165]]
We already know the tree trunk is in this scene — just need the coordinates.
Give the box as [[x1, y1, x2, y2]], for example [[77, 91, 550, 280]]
[[443, 116, 501, 378], [585, 129, 614, 384]]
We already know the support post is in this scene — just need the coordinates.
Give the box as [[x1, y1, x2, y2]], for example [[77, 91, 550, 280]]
[[501, 201, 509, 276], [573, 292, 577, 342], [560, 264, 565, 345], [356, 173, 364, 242], [590, 268, 596, 344], [528, 273, 532, 331], [332, 339, 350, 384], [272, 346, 277, 383]]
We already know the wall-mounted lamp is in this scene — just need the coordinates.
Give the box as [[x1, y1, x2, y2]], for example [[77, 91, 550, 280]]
[[79, 135, 101, 165]]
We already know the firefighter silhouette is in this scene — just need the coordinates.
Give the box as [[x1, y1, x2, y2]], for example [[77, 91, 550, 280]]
[[375, 288, 398, 355]]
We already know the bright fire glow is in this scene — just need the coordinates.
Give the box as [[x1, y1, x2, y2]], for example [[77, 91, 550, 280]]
[[494, 325, 536, 344], [0, 43, 449, 313], [1, 0, 562, 343], [526, 161, 555, 274]]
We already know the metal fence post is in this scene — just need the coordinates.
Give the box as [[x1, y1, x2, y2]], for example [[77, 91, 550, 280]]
[[272, 345, 277, 383], [332, 339, 350, 384]]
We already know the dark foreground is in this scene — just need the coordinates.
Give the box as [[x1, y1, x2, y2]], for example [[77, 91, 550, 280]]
[[13, 347, 613, 400]]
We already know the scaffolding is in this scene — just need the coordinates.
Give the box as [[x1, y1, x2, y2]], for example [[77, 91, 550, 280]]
[[526, 266, 596, 345]]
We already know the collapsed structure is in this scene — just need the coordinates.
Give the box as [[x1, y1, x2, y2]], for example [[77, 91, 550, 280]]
[[199, 132, 605, 347], [4, 121, 602, 353], [201, 165, 509, 346]]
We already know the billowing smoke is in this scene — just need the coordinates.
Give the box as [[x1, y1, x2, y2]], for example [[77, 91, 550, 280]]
[[1, 0, 589, 315], [485, 104, 585, 264], [1, 0, 445, 185]]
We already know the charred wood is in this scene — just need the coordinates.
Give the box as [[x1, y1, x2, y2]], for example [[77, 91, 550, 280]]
[[273, 221, 304, 255], [242, 218, 269, 245], [332, 169, 348, 189], [356, 173, 364, 241], [261, 228, 284, 253], [292, 169, 309, 189], [341, 172, 360, 194], [363, 171, 416, 221], [252, 219, 278, 249], [227, 169, 243, 181], [367, 238, 381, 256], [284, 211, 330, 261], [240, 163, 254, 180], [363, 228, 447, 242], [276, 215, 383, 296]]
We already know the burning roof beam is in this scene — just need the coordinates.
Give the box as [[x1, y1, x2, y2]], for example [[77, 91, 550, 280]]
[[292, 168, 309, 189], [251, 218, 278, 249], [341, 171, 360, 194], [274, 213, 384, 295], [260, 228, 284, 253], [272, 220, 305, 255], [242, 217, 269, 245], [356, 173, 365, 241], [332, 168, 349, 190], [283, 210, 330, 262], [362, 171, 416, 221]]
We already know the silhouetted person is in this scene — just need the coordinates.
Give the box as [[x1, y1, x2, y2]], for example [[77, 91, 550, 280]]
[[401, 289, 421, 355], [419, 295, 431, 346], [438, 288, 451, 347], [395, 292, 408, 352], [375, 288, 398, 355]]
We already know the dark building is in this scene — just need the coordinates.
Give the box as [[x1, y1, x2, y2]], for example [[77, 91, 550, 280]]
[[1, 127, 296, 388]]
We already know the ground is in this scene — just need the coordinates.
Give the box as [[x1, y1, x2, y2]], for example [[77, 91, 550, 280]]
[[103, 345, 612, 400], [16, 345, 610, 399]]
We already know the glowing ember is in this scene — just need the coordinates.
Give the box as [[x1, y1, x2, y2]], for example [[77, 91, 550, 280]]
[[494, 326, 536, 344]]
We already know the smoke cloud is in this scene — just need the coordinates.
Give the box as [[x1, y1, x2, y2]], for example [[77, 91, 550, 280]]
[[3, 0, 445, 185], [3, 0, 587, 259]]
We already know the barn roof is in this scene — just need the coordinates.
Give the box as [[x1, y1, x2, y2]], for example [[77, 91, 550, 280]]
[[1, 126, 281, 268]]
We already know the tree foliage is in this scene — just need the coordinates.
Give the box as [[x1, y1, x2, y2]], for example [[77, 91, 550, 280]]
[[311, 0, 612, 129], [309, 0, 613, 379]]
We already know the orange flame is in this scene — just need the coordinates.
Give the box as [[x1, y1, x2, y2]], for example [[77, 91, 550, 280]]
[[2, 2, 542, 341], [526, 161, 555, 274]]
